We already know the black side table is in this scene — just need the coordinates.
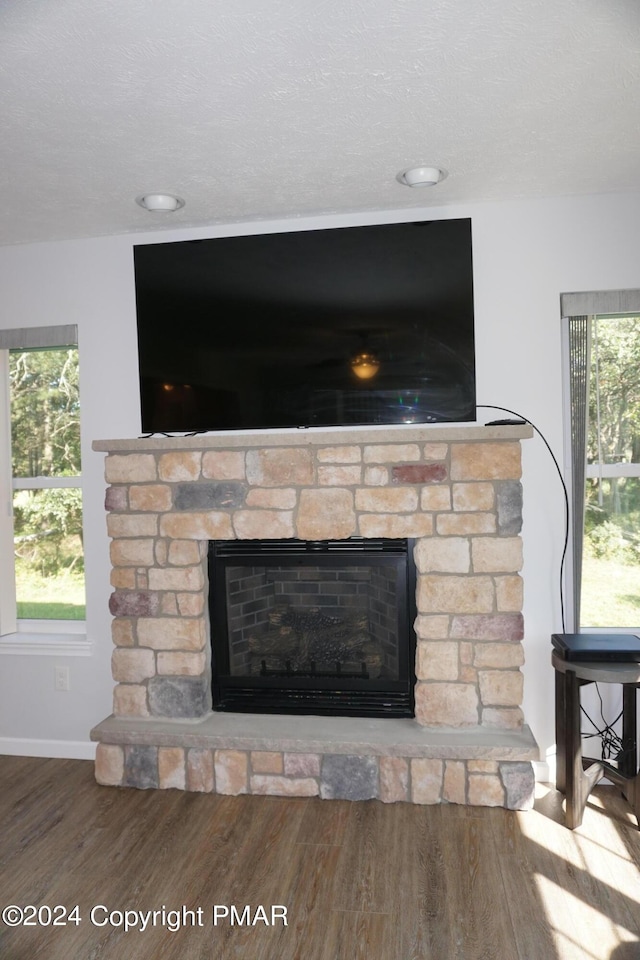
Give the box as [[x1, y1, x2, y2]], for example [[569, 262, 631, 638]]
[[553, 652, 640, 829]]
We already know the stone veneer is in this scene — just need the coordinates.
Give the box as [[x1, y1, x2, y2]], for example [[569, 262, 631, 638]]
[[91, 424, 539, 809]]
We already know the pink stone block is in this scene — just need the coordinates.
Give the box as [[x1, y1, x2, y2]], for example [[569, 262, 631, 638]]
[[214, 750, 248, 795], [411, 759, 443, 804], [450, 614, 524, 641], [250, 776, 319, 797], [284, 753, 321, 777], [95, 744, 124, 785], [187, 749, 214, 792], [468, 774, 505, 807], [159, 747, 186, 789], [379, 757, 409, 803], [392, 463, 447, 484]]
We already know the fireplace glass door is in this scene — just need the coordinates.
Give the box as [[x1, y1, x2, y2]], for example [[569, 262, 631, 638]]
[[208, 538, 416, 718]]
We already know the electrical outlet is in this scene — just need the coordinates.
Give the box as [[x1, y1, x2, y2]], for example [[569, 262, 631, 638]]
[[54, 665, 70, 692]]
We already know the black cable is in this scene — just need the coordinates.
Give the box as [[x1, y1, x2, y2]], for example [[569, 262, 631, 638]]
[[478, 404, 570, 632]]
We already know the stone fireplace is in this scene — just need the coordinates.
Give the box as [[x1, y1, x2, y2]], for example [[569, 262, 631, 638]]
[[91, 424, 539, 808]]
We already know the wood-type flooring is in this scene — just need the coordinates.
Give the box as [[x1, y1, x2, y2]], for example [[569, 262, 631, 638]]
[[1, 755, 639, 959]]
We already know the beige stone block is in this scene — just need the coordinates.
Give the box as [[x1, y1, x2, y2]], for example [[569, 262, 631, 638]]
[[284, 753, 321, 777], [423, 443, 449, 461], [318, 465, 362, 486], [495, 575, 524, 612], [112, 648, 156, 683], [297, 489, 356, 539], [157, 651, 207, 676], [474, 642, 524, 669], [460, 641, 474, 665], [148, 565, 204, 591], [246, 488, 297, 509], [416, 641, 459, 681], [459, 665, 478, 683], [232, 510, 294, 539], [158, 747, 186, 789], [105, 454, 157, 483], [420, 486, 452, 511], [452, 482, 495, 512], [112, 618, 135, 647], [359, 514, 433, 538], [468, 774, 505, 807], [107, 513, 159, 538], [113, 684, 149, 717], [158, 451, 202, 482], [202, 450, 246, 480], [411, 759, 443, 804], [187, 749, 215, 792], [110, 538, 155, 567], [95, 744, 124, 785], [468, 760, 498, 773], [450, 442, 521, 481], [250, 776, 319, 797], [155, 539, 168, 567], [177, 592, 206, 616], [214, 750, 248, 795], [137, 617, 205, 651], [111, 568, 137, 589], [436, 513, 496, 535], [482, 707, 524, 730], [136, 569, 149, 590], [414, 682, 479, 727], [364, 466, 389, 486], [472, 537, 523, 573], [159, 512, 234, 540], [246, 448, 313, 486], [129, 485, 173, 512], [414, 615, 450, 640], [379, 757, 409, 803], [363, 444, 420, 463], [161, 593, 178, 616], [478, 669, 524, 707], [418, 575, 494, 614], [443, 760, 466, 804], [317, 445, 362, 463], [415, 537, 470, 574], [251, 752, 284, 775], [355, 488, 418, 513], [168, 540, 201, 566]]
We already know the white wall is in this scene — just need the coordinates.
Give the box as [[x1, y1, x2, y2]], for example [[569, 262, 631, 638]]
[[1, 191, 639, 766]]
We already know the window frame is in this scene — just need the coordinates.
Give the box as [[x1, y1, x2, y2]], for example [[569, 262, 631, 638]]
[[0, 326, 90, 656], [562, 290, 640, 634]]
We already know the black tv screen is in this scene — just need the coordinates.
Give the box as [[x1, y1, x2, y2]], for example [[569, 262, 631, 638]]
[[133, 218, 476, 433]]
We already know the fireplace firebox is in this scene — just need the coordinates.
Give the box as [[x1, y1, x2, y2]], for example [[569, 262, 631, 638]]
[[208, 538, 417, 717]]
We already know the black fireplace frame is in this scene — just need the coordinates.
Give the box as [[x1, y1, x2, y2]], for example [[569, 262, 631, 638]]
[[208, 538, 417, 718]]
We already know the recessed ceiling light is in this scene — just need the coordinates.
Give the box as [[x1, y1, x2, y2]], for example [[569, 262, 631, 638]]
[[135, 193, 185, 212], [396, 166, 445, 187]]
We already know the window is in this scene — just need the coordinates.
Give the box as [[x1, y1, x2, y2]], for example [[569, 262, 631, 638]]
[[0, 325, 85, 639], [564, 291, 640, 630]]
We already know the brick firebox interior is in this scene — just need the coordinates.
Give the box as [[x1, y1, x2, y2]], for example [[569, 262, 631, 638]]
[[91, 424, 539, 809]]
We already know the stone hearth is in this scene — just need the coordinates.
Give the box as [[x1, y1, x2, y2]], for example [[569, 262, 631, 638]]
[[91, 424, 539, 808]]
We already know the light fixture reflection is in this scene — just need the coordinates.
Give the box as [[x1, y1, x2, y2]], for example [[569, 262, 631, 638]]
[[351, 351, 381, 380]]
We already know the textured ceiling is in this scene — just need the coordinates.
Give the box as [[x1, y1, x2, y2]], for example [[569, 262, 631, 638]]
[[1, 0, 639, 246]]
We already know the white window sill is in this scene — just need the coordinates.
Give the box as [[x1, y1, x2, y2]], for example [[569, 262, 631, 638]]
[[0, 622, 92, 656]]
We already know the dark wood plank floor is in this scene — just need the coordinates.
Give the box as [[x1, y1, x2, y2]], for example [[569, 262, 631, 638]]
[[1, 755, 639, 959]]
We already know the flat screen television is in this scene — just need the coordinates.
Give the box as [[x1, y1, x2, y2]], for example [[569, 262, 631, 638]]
[[133, 217, 476, 433]]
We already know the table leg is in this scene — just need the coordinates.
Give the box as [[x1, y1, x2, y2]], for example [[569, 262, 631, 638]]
[[555, 667, 567, 794]]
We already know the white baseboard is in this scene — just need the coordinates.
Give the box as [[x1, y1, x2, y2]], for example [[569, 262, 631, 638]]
[[0, 738, 95, 760], [532, 759, 552, 783]]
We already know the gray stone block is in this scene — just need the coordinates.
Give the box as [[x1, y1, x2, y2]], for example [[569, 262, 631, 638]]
[[174, 481, 245, 511], [148, 677, 210, 719], [320, 754, 379, 800], [496, 481, 523, 535], [123, 745, 158, 789], [500, 761, 535, 810]]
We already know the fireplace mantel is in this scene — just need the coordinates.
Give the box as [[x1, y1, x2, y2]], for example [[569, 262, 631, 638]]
[[91, 423, 539, 808]]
